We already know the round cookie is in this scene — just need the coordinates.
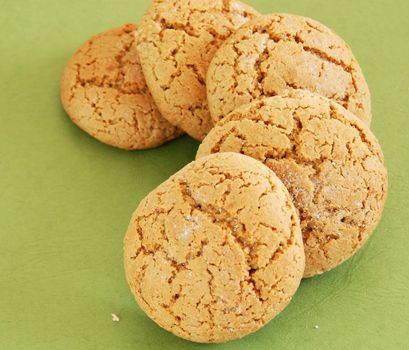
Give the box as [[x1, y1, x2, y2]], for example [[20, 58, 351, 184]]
[[197, 90, 387, 277], [135, 0, 260, 141], [207, 13, 371, 125], [124, 152, 305, 343], [60, 23, 183, 150]]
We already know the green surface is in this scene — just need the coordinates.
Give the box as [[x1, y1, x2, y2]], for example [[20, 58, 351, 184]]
[[1, 0, 408, 349]]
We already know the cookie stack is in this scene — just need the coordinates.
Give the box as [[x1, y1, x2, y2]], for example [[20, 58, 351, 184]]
[[61, 0, 388, 344]]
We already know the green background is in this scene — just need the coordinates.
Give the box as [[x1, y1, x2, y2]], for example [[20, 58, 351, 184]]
[[1, 0, 408, 349]]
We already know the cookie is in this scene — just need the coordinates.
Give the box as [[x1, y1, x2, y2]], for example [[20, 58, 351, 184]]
[[197, 90, 387, 277], [60, 23, 183, 150], [124, 152, 305, 343], [135, 0, 259, 141], [207, 13, 371, 125]]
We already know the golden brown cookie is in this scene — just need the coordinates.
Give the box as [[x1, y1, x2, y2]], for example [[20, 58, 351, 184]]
[[197, 90, 387, 277], [135, 0, 259, 141], [60, 24, 183, 150], [207, 14, 371, 125], [124, 152, 305, 343]]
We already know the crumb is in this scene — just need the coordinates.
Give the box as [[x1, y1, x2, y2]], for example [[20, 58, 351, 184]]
[[111, 313, 120, 322], [232, 217, 239, 232], [181, 227, 193, 239], [180, 215, 200, 239], [314, 325, 319, 329]]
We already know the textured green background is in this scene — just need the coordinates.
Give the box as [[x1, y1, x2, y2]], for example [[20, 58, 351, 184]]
[[1, 0, 408, 349]]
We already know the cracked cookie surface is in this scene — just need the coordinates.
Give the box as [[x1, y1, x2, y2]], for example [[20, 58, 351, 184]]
[[124, 152, 304, 343], [197, 90, 387, 277], [207, 13, 371, 125], [60, 23, 183, 150], [135, 0, 259, 141]]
